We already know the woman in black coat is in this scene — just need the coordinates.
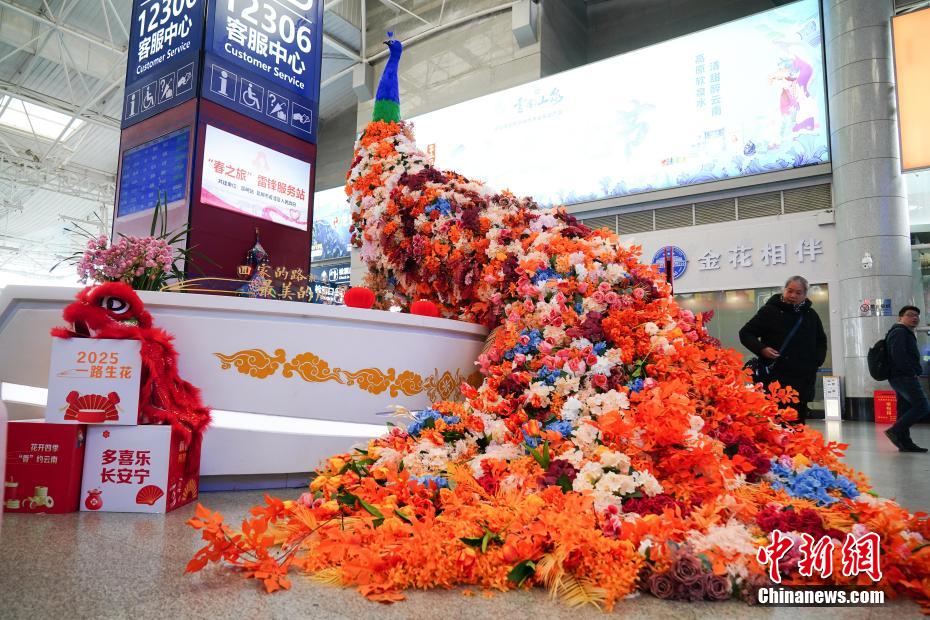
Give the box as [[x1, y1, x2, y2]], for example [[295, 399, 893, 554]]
[[739, 276, 828, 424]]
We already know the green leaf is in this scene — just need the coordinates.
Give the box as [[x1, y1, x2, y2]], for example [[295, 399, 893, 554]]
[[529, 440, 551, 470], [460, 536, 484, 548], [507, 560, 537, 586], [356, 496, 384, 520], [394, 508, 413, 524], [556, 474, 573, 493]]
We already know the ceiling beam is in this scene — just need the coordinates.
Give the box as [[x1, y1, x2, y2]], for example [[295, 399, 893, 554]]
[[0, 0, 127, 55], [0, 80, 122, 130], [323, 32, 362, 62]]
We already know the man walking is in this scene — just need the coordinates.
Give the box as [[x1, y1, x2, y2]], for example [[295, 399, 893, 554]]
[[885, 305, 929, 453]]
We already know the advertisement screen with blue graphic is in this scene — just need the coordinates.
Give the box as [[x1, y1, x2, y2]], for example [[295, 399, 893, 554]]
[[203, 0, 324, 141], [123, 0, 203, 128], [311, 187, 352, 261], [117, 128, 191, 217], [309, 261, 350, 305], [411, 0, 828, 207]]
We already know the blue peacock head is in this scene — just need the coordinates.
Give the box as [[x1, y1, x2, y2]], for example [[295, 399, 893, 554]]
[[373, 31, 403, 123]]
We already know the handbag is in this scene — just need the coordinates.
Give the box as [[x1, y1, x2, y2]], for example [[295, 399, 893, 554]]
[[745, 313, 804, 384]]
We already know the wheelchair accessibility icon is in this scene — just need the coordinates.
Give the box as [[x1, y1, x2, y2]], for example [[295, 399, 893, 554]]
[[240, 79, 264, 112]]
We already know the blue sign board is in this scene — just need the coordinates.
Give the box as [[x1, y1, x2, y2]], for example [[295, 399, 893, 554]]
[[203, 0, 324, 141], [123, 0, 205, 128], [652, 246, 688, 280], [117, 128, 191, 217]]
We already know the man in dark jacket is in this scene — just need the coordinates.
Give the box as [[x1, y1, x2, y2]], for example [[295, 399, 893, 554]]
[[739, 276, 828, 424], [884, 305, 929, 453]]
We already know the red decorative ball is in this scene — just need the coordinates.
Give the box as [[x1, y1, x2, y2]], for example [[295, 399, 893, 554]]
[[343, 287, 375, 309], [410, 300, 440, 317]]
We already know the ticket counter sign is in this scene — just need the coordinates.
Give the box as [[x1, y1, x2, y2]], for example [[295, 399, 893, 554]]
[[45, 339, 142, 426], [123, 0, 205, 128], [203, 0, 324, 141]]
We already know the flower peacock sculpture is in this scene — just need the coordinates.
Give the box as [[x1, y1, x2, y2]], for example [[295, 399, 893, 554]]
[[187, 35, 930, 609]]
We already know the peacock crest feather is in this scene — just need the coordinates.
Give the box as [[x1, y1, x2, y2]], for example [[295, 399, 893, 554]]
[[372, 31, 403, 123]]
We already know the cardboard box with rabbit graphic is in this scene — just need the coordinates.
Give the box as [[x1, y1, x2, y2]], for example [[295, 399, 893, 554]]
[[4, 421, 86, 514], [45, 338, 142, 425], [80, 425, 199, 514]]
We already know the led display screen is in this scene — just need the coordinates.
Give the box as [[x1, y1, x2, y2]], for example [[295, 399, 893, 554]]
[[893, 7, 930, 172], [412, 0, 829, 206], [117, 127, 190, 217], [310, 186, 352, 261], [200, 124, 311, 230]]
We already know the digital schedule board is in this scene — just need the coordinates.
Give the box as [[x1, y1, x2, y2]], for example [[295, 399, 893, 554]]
[[117, 127, 191, 217]]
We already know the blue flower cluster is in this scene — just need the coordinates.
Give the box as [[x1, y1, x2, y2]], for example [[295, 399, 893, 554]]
[[593, 341, 607, 355], [503, 328, 543, 361], [531, 268, 561, 285], [628, 378, 645, 393], [413, 475, 450, 489], [406, 408, 461, 436], [536, 365, 559, 386], [574, 302, 584, 314], [769, 462, 859, 506], [424, 197, 452, 217], [522, 429, 541, 448], [545, 420, 573, 438]]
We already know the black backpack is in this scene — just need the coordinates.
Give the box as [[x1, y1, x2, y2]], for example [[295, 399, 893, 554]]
[[867, 335, 890, 381]]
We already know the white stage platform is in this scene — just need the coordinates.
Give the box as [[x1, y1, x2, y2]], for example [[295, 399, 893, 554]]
[[0, 286, 487, 476]]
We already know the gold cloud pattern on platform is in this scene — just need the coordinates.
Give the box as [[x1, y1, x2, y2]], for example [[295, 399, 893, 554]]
[[213, 349, 480, 402]]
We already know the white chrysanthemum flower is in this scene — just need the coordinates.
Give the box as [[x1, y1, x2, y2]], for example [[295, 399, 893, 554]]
[[593, 489, 624, 512], [596, 472, 636, 495], [644, 322, 659, 336], [591, 355, 613, 375], [598, 449, 631, 472], [559, 448, 585, 468], [373, 447, 402, 468], [554, 375, 581, 395], [467, 441, 524, 477], [587, 390, 629, 415], [632, 470, 663, 496], [689, 520, 757, 556], [561, 396, 584, 421], [572, 419, 601, 449], [525, 381, 554, 406]]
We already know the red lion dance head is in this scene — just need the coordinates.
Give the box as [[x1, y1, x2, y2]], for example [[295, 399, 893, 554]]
[[52, 282, 210, 450]]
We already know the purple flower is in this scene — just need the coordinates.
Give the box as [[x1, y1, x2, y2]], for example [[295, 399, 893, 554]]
[[648, 572, 676, 600], [671, 553, 704, 585], [704, 573, 731, 601]]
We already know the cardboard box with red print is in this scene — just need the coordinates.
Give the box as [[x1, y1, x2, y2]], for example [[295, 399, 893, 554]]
[[4, 421, 86, 514], [45, 338, 142, 425], [80, 425, 199, 513]]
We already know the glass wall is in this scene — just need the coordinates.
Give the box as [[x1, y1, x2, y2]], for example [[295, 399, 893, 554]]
[[675, 284, 832, 405]]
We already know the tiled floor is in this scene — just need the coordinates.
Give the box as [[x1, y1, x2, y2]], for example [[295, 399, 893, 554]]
[[0, 421, 926, 619]]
